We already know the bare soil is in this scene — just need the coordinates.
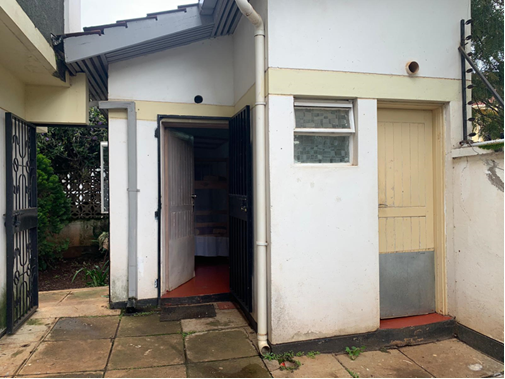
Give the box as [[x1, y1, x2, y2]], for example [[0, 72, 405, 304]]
[[39, 254, 107, 291]]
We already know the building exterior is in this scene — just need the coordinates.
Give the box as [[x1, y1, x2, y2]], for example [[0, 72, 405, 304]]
[[0, 0, 87, 335], [2, 0, 503, 352]]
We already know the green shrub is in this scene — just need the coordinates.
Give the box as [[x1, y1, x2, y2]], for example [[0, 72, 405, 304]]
[[37, 153, 71, 270], [72, 261, 109, 287]]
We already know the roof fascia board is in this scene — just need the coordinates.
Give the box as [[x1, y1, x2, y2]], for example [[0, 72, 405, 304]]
[[0, 0, 57, 73], [64, 6, 212, 63], [200, 0, 218, 15]]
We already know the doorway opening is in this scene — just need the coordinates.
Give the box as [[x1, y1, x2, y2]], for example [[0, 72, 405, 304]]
[[377, 106, 446, 327], [161, 120, 231, 300]]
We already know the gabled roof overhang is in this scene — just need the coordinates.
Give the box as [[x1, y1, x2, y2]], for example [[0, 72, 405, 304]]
[[62, 0, 241, 101]]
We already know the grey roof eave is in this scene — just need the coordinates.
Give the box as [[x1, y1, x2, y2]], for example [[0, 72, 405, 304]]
[[64, 6, 212, 64], [62, 0, 241, 101]]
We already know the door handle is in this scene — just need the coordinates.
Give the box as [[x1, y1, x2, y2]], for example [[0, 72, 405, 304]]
[[241, 199, 248, 212], [13, 214, 20, 227]]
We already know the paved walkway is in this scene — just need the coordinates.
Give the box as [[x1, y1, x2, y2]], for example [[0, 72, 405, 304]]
[[0, 287, 503, 378]]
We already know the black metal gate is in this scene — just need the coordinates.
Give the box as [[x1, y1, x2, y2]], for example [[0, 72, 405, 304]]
[[5, 113, 38, 334], [229, 106, 254, 312]]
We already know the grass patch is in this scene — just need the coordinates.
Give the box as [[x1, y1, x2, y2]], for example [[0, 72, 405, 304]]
[[345, 346, 365, 360], [263, 350, 322, 371]]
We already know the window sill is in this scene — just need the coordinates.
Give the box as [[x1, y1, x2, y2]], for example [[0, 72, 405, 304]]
[[293, 162, 356, 167]]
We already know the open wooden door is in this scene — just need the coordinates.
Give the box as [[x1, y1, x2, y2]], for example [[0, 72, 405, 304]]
[[165, 129, 195, 291]]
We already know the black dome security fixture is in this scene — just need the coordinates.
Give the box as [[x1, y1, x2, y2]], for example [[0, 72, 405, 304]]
[[194, 95, 203, 104]]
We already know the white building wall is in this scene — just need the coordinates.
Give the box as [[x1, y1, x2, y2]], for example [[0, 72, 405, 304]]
[[232, 0, 267, 104], [267, 96, 379, 343], [0, 109, 6, 332], [64, 0, 81, 34], [108, 118, 128, 303], [109, 36, 234, 106], [449, 151, 504, 342], [267, 0, 469, 79], [108, 116, 160, 303]]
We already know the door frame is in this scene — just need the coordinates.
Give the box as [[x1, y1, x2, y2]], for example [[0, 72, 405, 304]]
[[156, 115, 230, 300], [377, 102, 447, 315]]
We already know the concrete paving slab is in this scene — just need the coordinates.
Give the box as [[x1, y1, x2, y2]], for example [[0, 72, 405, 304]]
[[335, 350, 431, 378], [46, 316, 119, 341], [105, 365, 187, 378], [17, 371, 104, 378], [117, 314, 180, 337], [108, 335, 184, 370], [0, 318, 55, 345], [19, 339, 112, 375], [31, 303, 120, 319], [187, 356, 270, 378], [185, 329, 258, 363], [38, 291, 70, 305], [181, 310, 248, 333], [63, 287, 109, 302], [0, 343, 36, 377], [400, 339, 504, 378], [271, 355, 352, 378]]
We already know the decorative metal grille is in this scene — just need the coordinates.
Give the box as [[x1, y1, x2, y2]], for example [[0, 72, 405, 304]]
[[5, 113, 38, 334], [229, 106, 254, 312], [60, 168, 104, 219]]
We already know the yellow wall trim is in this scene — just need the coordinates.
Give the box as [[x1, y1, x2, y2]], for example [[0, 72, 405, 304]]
[[108, 99, 236, 121], [267, 68, 460, 102], [0, 0, 57, 74], [234, 84, 256, 113], [26, 74, 89, 124], [0, 61, 25, 117]]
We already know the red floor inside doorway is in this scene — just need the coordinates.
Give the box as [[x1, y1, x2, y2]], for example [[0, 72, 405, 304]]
[[380, 313, 453, 329], [162, 257, 230, 298]]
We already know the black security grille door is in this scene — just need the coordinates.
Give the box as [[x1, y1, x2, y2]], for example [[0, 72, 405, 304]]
[[229, 106, 254, 312], [5, 113, 38, 334]]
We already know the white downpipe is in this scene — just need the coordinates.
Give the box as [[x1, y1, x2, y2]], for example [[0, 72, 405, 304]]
[[234, 0, 270, 355]]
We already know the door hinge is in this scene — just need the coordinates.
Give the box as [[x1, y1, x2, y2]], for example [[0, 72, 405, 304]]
[[154, 209, 160, 220], [154, 279, 159, 288], [154, 128, 160, 138]]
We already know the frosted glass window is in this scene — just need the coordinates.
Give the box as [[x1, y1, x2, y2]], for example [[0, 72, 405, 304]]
[[293, 101, 355, 164], [295, 108, 351, 129], [294, 135, 350, 163]]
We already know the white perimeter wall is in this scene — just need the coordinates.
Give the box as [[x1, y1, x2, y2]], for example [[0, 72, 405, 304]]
[[109, 36, 234, 106], [267, 0, 469, 79], [267, 97, 379, 343], [0, 109, 6, 332], [449, 152, 504, 342], [108, 118, 159, 303]]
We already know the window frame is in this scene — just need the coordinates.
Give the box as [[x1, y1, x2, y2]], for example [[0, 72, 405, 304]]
[[293, 99, 356, 165]]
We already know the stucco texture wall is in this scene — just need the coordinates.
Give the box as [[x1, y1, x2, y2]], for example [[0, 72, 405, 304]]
[[449, 152, 504, 342], [267, 0, 469, 79], [15, 0, 64, 42], [108, 36, 234, 107], [267, 97, 380, 344]]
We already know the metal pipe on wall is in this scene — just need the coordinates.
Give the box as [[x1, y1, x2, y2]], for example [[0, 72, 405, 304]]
[[99, 101, 138, 308], [234, 0, 270, 355]]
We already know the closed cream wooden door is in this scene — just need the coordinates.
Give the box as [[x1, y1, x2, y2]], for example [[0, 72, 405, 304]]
[[378, 109, 435, 318]]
